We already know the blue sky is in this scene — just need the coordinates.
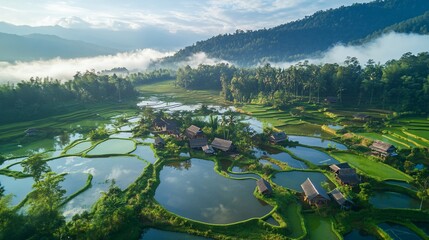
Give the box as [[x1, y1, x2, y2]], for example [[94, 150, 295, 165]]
[[0, 0, 373, 34]]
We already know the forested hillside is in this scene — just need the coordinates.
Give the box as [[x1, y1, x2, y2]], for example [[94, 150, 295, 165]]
[[162, 0, 429, 66], [175, 52, 429, 113], [356, 11, 429, 44], [0, 33, 116, 62]]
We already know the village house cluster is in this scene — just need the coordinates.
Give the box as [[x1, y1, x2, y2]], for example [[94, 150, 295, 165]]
[[150, 115, 398, 211]]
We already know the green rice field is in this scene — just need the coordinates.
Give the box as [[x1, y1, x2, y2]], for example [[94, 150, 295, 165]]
[[330, 152, 413, 182]]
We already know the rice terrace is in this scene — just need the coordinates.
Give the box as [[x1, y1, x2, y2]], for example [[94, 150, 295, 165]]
[[1, 0, 429, 239]]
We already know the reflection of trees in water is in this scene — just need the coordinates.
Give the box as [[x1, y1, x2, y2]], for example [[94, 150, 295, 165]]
[[58, 131, 71, 147], [166, 160, 192, 170]]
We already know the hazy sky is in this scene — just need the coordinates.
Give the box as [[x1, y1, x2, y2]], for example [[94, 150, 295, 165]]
[[0, 0, 373, 34]]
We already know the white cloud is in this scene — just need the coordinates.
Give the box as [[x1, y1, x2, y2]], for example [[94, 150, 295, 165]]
[[182, 52, 230, 68], [0, 49, 174, 83], [271, 32, 429, 67]]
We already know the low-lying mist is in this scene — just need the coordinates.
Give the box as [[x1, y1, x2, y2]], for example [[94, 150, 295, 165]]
[[0, 49, 174, 83], [272, 32, 429, 67]]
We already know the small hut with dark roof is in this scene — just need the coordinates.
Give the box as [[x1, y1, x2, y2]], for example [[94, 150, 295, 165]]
[[186, 125, 204, 139], [211, 138, 233, 152], [329, 163, 360, 186], [189, 138, 208, 149], [154, 118, 179, 135], [269, 132, 287, 144], [369, 140, 397, 159], [257, 179, 273, 196], [329, 188, 353, 210], [300, 178, 330, 206]]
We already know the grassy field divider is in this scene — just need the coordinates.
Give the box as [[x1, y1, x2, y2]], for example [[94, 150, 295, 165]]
[[402, 130, 429, 145], [390, 132, 424, 148], [381, 134, 412, 148], [321, 125, 337, 136]]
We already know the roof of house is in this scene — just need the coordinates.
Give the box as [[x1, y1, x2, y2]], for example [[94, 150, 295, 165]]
[[202, 145, 214, 153], [337, 174, 360, 185], [211, 137, 233, 151], [329, 188, 352, 205], [329, 162, 352, 172], [189, 138, 208, 148], [257, 179, 273, 194], [270, 132, 287, 141], [155, 118, 178, 130], [370, 140, 395, 152], [187, 125, 202, 135], [300, 178, 330, 201], [154, 136, 165, 145]]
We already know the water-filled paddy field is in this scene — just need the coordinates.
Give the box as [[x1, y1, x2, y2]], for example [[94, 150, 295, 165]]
[[0, 90, 426, 239], [154, 158, 273, 224]]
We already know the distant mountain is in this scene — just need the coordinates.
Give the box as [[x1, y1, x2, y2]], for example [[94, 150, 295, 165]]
[[161, 0, 429, 66], [0, 21, 210, 51], [0, 32, 117, 62]]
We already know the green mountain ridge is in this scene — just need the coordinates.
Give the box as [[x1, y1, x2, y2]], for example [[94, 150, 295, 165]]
[[0, 32, 118, 62], [160, 0, 429, 66]]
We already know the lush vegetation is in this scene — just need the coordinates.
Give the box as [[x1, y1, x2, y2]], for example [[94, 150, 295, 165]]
[[162, 0, 429, 65], [0, 71, 136, 124], [330, 151, 413, 181], [176, 52, 429, 113]]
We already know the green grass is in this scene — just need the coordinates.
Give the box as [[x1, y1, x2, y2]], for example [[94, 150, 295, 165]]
[[304, 214, 340, 240], [330, 152, 413, 182], [358, 133, 411, 149], [0, 102, 137, 142], [137, 80, 225, 105], [285, 203, 305, 238]]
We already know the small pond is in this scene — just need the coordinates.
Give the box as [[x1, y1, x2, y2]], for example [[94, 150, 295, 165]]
[[0, 157, 26, 169], [269, 152, 308, 169], [66, 141, 92, 155], [378, 222, 422, 240], [8, 163, 24, 172], [253, 148, 308, 169], [304, 214, 340, 240], [0, 175, 34, 205], [343, 229, 376, 240], [140, 228, 210, 240], [370, 192, 420, 209], [288, 135, 347, 150], [228, 172, 260, 179], [155, 158, 273, 224], [61, 172, 89, 198], [119, 125, 133, 132], [131, 145, 157, 163], [86, 139, 136, 155], [241, 117, 270, 134], [272, 171, 332, 192], [47, 156, 147, 218], [327, 124, 344, 130], [285, 146, 339, 165], [265, 217, 280, 226], [259, 160, 282, 170], [110, 132, 134, 139]]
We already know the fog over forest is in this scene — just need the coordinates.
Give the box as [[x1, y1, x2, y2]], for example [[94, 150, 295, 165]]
[[0, 33, 428, 83]]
